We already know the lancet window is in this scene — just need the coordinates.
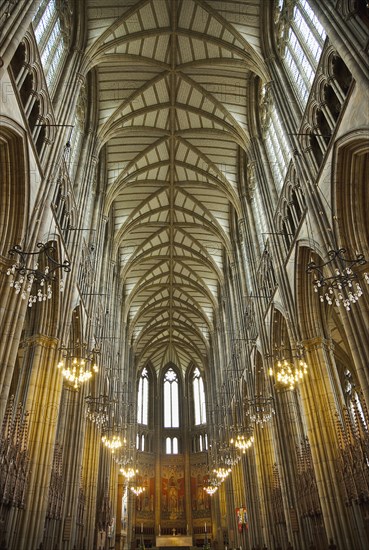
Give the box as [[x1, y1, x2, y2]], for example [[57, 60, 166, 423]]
[[33, 0, 68, 89]]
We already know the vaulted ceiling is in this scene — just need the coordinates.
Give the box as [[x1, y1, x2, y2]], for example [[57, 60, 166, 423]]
[[83, 0, 269, 373]]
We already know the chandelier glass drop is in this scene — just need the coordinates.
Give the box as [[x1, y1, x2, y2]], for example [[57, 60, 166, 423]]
[[213, 466, 232, 481], [131, 485, 145, 496], [230, 433, 254, 453], [268, 346, 308, 390], [120, 466, 138, 480], [228, 422, 255, 454], [307, 248, 368, 311], [245, 395, 275, 426], [101, 429, 125, 453], [57, 342, 99, 389], [7, 243, 71, 307], [85, 394, 110, 429], [204, 477, 220, 495]]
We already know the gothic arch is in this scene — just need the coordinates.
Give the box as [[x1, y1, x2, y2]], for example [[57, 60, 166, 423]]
[[294, 243, 329, 341], [332, 130, 369, 257], [0, 119, 29, 259]]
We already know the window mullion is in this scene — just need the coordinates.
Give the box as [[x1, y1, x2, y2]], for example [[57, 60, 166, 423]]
[[292, 21, 320, 72], [287, 30, 314, 92], [298, 1, 326, 46]]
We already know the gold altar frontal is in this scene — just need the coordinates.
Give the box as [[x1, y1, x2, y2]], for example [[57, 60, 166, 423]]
[[156, 535, 193, 547]]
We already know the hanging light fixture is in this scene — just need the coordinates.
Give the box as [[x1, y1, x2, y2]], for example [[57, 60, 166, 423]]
[[307, 248, 368, 310], [57, 342, 99, 389], [131, 485, 145, 496], [85, 394, 111, 429], [268, 345, 308, 390], [213, 466, 232, 481], [116, 450, 139, 480], [245, 395, 275, 426], [230, 433, 254, 453], [228, 421, 255, 454], [101, 424, 125, 453], [203, 476, 220, 495], [101, 433, 125, 453], [204, 485, 218, 495], [7, 242, 71, 307], [120, 466, 138, 480]]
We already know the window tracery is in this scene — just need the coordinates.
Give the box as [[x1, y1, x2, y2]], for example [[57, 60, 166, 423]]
[[259, 84, 290, 192], [164, 368, 179, 428], [275, 0, 326, 108], [33, 0, 71, 90], [193, 367, 206, 426], [137, 368, 149, 426]]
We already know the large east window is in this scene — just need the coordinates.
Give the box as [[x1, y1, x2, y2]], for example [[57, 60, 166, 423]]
[[164, 368, 179, 428]]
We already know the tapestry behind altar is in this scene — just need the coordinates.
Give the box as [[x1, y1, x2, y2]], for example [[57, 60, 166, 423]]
[[161, 463, 185, 520]]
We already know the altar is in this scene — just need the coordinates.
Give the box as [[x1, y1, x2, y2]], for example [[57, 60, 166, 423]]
[[156, 535, 193, 547]]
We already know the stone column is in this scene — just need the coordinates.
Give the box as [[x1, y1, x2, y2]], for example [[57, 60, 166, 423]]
[[16, 334, 62, 550], [57, 387, 87, 550], [81, 421, 102, 550], [300, 337, 362, 549], [253, 422, 276, 549], [0, 263, 28, 422], [272, 387, 304, 550]]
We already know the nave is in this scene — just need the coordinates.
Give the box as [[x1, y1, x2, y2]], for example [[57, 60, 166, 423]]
[[0, 1, 369, 549]]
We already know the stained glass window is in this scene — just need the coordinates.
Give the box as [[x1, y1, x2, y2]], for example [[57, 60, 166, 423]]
[[164, 368, 179, 428]]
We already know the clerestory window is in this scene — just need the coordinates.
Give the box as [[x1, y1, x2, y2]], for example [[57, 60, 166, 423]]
[[259, 85, 291, 193], [33, 0, 67, 90], [277, 0, 327, 108], [137, 368, 149, 426], [193, 368, 207, 426]]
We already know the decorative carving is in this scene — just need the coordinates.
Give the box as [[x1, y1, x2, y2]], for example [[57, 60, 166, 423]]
[[0, 396, 30, 509], [46, 443, 64, 520], [271, 464, 285, 525], [257, 245, 277, 303], [97, 477, 113, 532], [336, 401, 369, 506], [246, 162, 256, 200], [77, 485, 86, 527], [296, 437, 321, 517]]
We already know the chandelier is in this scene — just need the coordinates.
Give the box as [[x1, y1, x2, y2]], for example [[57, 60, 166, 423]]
[[120, 466, 138, 480], [204, 477, 219, 495], [117, 453, 139, 480], [245, 395, 275, 426], [230, 433, 254, 453], [213, 466, 232, 481], [101, 432, 125, 453], [131, 485, 145, 496], [57, 342, 99, 389], [85, 394, 110, 429], [307, 248, 368, 310], [228, 422, 254, 454], [268, 346, 308, 390], [7, 242, 71, 307], [204, 485, 218, 495]]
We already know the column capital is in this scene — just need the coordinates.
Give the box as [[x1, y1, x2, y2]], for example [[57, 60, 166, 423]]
[[302, 336, 334, 353], [22, 334, 59, 349]]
